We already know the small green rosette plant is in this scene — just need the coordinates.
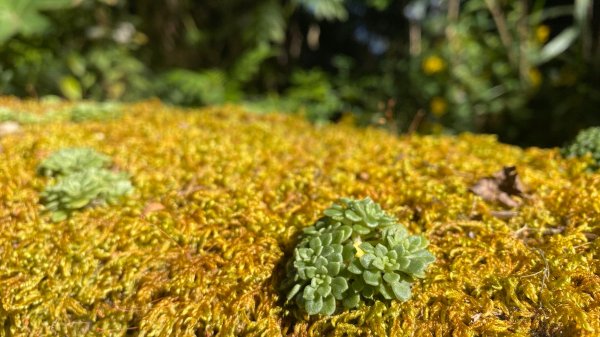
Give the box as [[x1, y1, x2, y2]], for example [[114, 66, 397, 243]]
[[38, 147, 133, 221], [69, 102, 122, 122], [37, 147, 112, 177], [284, 197, 435, 316], [561, 127, 600, 171]]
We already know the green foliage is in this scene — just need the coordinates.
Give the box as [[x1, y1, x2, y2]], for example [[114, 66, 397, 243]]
[[38, 147, 133, 221], [40, 168, 133, 222], [404, 0, 599, 145], [37, 147, 111, 177], [59, 47, 150, 101], [365, 0, 392, 11], [284, 197, 435, 316], [561, 127, 600, 171], [285, 70, 344, 123], [230, 43, 275, 85], [0, 0, 74, 43], [0, 1, 149, 101], [156, 69, 229, 107], [69, 102, 122, 122], [244, 63, 395, 125], [0, 0, 598, 146], [295, 0, 348, 20], [0, 107, 17, 122], [244, 0, 286, 45], [0, 106, 67, 124]]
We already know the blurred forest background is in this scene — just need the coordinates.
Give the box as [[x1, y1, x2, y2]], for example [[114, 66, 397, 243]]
[[0, 0, 598, 147]]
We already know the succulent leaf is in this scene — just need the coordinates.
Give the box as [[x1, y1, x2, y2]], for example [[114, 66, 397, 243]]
[[352, 224, 370, 235], [342, 244, 355, 261], [391, 281, 411, 301], [351, 278, 365, 292], [342, 293, 360, 308], [363, 270, 381, 286], [371, 257, 385, 270], [361, 285, 376, 298], [327, 262, 341, 276], [359, 254, 375, 268], [322, 295, 336, 316], [383, 272, 400, 284], [379, 283, 393, 300], [320, 233, 333, 245], [348, 260, 362, 274], [305, 296, 323, 315], [287, 284, 301, 301], [303, 285, 316, 301], [331, 277, 348, 297], [310, 237, 322, 250]]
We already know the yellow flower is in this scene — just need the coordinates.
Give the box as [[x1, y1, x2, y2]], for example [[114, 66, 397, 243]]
[[422, 55, 446, 75], [430, 97, 448, 117], [353, 239, 365, 258], [528, 68, 542, 88], [535, 25, 550, 44]]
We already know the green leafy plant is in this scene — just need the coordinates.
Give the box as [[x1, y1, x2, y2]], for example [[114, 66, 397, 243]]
[[0, 0, 74, 44], [284, 197, 435, 316], [561, 127, 600, 171], [0, 106, 68, 125], [0, 107, 17, 122], [38, 147, 133, 221], [401, 0, 599, 145], [156, 69, 229, 107], [40, 168, 133, 222], [0, 1, 150, 101], [69, 102, 122, 122], [37, 147, 112, 177]]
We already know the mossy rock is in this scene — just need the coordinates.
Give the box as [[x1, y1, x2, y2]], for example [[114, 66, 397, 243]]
[[0, 97, 598, 336]]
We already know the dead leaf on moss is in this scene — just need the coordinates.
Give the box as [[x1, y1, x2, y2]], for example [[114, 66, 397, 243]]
[[356, 172, 370, 181], [470, 166, 528, 208], [142, 202, 165, 217], [0, 122, 20, 137], [178, 177, 210, 196], [489, 210, 518, 220]]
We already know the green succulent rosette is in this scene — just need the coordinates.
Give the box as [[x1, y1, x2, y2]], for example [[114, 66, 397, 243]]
[[284, 197, 435, 316], [561, 127, 600, 171], [40, 168, 133, 222], [69, 102, 122, 122], [37, 147, 112, 177], [38, 147, 133, 221]]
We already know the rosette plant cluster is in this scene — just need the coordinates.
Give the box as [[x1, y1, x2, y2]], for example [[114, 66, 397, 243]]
[[38, 148, 112, 177], [561, 127, 600, 171], [69, 102, 122, 122], [38, 147, 133, 221], [285, 197, 435, 316]]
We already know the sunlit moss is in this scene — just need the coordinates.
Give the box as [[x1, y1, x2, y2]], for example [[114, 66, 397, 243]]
[[0, 96, 598, 336]]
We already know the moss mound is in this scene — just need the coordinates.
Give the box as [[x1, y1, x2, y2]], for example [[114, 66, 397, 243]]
[[0, 97, 598, 336]]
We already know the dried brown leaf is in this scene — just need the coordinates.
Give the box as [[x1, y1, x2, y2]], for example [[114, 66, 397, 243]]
[[0, 122, 20, 137], [470, 166, 528, 208], [142, 202, 166, 217], [356, 172, 370, 181]]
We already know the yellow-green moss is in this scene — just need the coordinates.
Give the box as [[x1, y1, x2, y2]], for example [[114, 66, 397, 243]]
[[0, 97, 598, 337]]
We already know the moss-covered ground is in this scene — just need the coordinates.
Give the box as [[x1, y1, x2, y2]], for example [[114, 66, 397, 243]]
[[0, 98, 598, 336]]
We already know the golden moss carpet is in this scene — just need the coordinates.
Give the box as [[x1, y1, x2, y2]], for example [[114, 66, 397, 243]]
[[0, 98, 598, 337]]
